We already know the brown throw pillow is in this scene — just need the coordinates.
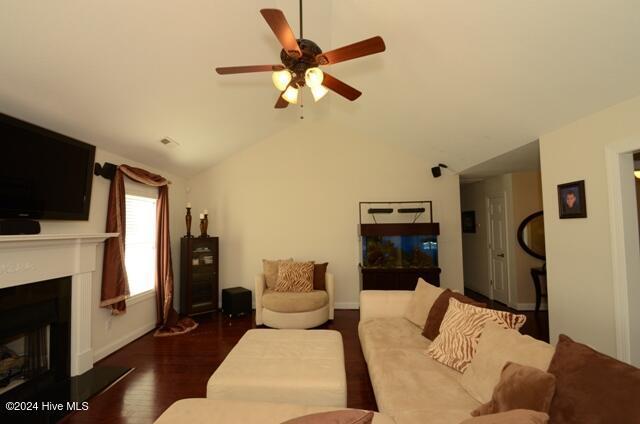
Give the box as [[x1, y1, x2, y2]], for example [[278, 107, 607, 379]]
[[460, 409, 549, 424], [281, 410, 374, 424], [263, 258, 293, 289], [313, 262, 328, 290], [422, 289, 486, 340], [547, 334, 640, 424], [275, 261, 315, 293], [472, 362, 556, 416]]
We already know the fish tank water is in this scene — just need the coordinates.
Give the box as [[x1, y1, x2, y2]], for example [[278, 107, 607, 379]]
[[362, 235, 438, 268]]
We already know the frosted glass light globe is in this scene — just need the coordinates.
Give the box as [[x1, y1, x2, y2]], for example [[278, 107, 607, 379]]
[[282, 85, 299, 104], [272, 70, 292, 91], [305, 67, 324, 88], [311, 85, 329, 101]]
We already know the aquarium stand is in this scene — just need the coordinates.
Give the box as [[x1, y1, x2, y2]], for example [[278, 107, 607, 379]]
[[360, 266, 441, 290]]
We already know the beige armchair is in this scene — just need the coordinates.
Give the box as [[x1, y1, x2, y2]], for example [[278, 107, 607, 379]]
[[255, 273, 335, 329]]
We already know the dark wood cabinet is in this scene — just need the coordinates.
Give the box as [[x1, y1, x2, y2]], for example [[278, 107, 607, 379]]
[[360, 266, 441, 290], [180, 236, 218, 316]]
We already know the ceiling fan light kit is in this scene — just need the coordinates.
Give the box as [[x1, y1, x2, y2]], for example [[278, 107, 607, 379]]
[[282, 85, 299, 104], [311, 84, 329, 102], [272, 69, 292, 91], [215, 0, 386, 110]]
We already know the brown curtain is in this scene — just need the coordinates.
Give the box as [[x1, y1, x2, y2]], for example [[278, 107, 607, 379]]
[[101, 165, 197, 337]]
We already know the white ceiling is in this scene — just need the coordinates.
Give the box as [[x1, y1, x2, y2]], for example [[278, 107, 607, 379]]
[[460, 139, 540, 183], [1, 1, 640, 177]]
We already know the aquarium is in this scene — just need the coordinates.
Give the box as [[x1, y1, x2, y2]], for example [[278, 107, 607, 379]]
[[362, 235, 438, 268]]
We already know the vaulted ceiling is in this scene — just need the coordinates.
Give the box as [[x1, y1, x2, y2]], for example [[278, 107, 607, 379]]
[[1, 0, 640, 177]]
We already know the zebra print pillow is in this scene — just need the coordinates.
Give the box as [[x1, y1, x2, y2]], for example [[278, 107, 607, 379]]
[[426, 298, 526, 372], [275, 261, 315, 293]]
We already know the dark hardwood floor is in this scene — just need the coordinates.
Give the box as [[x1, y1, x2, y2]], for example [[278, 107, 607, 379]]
[[465, 288, 550, 343], [61, 310, 376, 424], [61, 297, 549, 424]]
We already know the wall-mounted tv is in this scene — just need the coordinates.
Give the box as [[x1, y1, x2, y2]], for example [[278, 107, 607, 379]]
[[0, 113, 96, 220]]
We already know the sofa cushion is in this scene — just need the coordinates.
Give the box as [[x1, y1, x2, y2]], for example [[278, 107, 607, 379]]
[[460, 410, 549, 424], [422, 289, 486, 340], [426, 299, 526, 372], [263, 258, 293, 289], [282, 410, 374, 424], [358, 317, 430, 363], [262, 289, 329, 313], [275, 261, 315, 292], [461, 322, 555, 403], [366, 347, 480, 417], [154, 399, 395, 424], [547, 334, 640, 424], [403, 278, 444, 328], [313, 263, 328, 290], [471, 362, 555, 416]]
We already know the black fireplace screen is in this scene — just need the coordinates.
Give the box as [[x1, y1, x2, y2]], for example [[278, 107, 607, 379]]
[[0, 326, 50, 394], [0, 277, 70, 402]]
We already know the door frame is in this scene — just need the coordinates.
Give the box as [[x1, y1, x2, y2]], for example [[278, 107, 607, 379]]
[[606, 139, 640, 365], [486, 193, 512, 303]]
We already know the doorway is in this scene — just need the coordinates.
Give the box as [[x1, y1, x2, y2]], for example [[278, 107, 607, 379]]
[[487, 195, 509, 304]]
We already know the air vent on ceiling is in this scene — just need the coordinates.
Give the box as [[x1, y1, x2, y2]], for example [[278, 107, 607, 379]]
[[160, 137, 180, 149]]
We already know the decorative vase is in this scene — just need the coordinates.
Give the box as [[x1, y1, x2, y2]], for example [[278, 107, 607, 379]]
[[185, 207, 192, 237]]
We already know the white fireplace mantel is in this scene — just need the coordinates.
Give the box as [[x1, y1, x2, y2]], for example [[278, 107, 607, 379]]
[[0, 232, 118, 376]]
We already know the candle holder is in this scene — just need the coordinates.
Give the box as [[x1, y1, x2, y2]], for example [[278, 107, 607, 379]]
[[199, 214, 209, 238], [185, 207, 192, 238]]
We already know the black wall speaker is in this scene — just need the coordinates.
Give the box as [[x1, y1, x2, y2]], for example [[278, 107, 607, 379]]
[[431, 166, 442, 178], [0, 219, 41, 235]]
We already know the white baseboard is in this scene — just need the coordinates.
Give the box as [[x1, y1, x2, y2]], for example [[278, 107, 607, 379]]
[[515, 302, 548, 312], [335, 302, 359, 310], [93, 322, 156, 363]]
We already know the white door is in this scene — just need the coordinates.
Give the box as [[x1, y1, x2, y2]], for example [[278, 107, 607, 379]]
[[488, 195, 509, 303]]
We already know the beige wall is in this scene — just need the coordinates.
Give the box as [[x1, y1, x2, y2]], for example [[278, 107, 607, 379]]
[[187, 122, 464, 308], [40, 148, 186, 362], [539, 95, 640, 359], [461, 172, 543, 308]]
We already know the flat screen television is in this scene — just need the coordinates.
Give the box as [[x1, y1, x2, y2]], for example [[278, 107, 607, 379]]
[[0, 113, 96, 220]]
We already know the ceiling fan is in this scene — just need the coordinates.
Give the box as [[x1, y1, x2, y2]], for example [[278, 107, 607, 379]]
[[215, 0, 386, 109]]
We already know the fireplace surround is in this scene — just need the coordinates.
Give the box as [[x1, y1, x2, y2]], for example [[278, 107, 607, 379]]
[[0, 234, 116, 385]]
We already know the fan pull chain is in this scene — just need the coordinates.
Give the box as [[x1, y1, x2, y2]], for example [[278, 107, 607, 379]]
[[299, 0, 303, 39], [300, 97, 304, 120]]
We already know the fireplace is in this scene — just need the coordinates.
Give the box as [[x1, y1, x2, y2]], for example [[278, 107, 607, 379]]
[[0, 277, 71, 402]]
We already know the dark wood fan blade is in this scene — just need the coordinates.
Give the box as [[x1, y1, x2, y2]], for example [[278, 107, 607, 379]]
[[216, 65, 284, 75], [317, 36, 386, 65], [260, 9, 302, 58], [275, 94, 289, 109], [322, 73, 362, 101]]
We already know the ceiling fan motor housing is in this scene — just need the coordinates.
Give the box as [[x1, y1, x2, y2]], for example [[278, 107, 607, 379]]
[[280, 38, 323, 86]]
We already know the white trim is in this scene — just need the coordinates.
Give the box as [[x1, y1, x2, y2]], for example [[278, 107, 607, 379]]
[[93, 321, 156, 362], [605, 139, 640, 364], [335, 302, 360, 310], [127, 289, 156, 306]]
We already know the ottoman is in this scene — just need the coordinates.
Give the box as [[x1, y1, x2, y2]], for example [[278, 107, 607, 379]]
[[154, 399, 395, 424], [206, 329, 347, 407]]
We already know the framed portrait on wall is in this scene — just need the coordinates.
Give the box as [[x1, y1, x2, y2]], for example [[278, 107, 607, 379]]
[[557, 180, 587, 219], [461, 211, 476, 233]]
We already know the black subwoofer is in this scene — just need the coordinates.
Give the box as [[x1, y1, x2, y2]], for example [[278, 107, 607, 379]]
[[221, 287, 252, 317]]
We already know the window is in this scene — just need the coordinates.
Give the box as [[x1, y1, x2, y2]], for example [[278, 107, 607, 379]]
[[124, 189, 157, 297]]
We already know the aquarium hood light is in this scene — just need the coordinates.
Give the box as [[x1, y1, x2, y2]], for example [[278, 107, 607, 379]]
[[397, 208, 425, 214], [368, 208, 393, 214]]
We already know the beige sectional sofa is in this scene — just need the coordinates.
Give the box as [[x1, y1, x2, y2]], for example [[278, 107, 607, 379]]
[[358, 290, 481, 424], [155, 286, 548, 423]]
